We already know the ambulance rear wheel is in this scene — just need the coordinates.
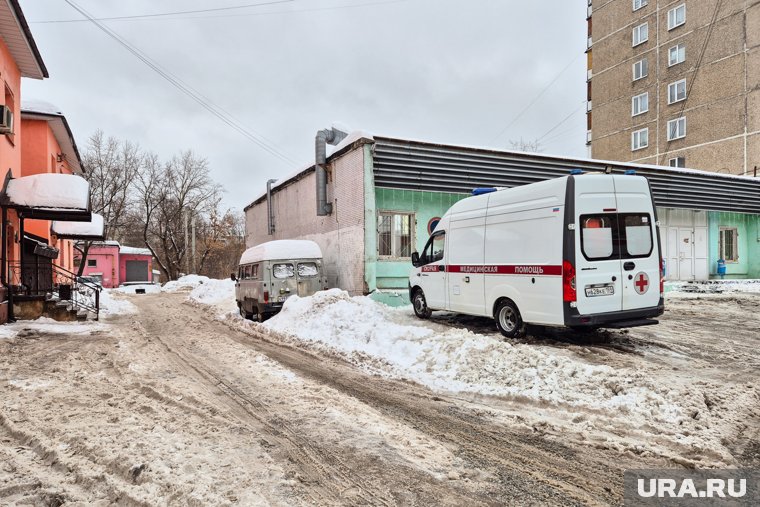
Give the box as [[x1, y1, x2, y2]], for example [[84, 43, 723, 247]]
[[412, 289, 432, 319], [495, 300, 525, 338]]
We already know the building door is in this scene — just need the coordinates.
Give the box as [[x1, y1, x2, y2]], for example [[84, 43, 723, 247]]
[[125, 260, 149, 282], [677, 228, 694, 280]]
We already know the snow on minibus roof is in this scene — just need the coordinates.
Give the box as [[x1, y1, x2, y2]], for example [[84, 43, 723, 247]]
[[240, 240, 322, 265]]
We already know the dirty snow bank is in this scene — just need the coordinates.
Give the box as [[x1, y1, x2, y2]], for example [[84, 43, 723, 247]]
[[188, 278, 235, 308], [260, 290, 677, 417], [666, 279, 760, 296], [162, 274, 210, 292], [100, 289, 138, 316], [0, 317, 109, 340]]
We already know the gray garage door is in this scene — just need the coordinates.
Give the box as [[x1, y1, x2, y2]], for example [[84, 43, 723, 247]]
[[125, 260, 149, 282]]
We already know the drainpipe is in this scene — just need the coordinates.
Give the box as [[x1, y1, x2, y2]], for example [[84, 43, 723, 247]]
[[315, 127, 348, 216], [266, 178, 277, 235]]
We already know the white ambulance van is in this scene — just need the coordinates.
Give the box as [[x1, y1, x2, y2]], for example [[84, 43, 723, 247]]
[[408, 173, 664, 337]]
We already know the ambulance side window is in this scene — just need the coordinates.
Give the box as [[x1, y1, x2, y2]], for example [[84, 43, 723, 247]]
[[431, 232, 445, 262]]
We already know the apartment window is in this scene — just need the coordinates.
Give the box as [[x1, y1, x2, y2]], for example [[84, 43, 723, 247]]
[[668, 44, 686, 66], [631, 128, 649, 151], [668, 4, 686, 30], [632, 92, 649, 116], [632, 22, 649, 46], [633, 0, 648, 11], [668, 156, 686, 168], [633, 58, 648, 81], [378, 212, 414, 258], [87, 259, 97, 267], [668, 79, 687, 104], [667, 117, 687, 140], [719, 227, 739, 262]]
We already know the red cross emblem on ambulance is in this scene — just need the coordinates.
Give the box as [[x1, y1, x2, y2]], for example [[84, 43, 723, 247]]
[[634, 272, 649, 294]]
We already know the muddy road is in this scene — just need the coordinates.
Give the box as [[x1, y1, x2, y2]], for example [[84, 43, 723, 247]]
[[1, 291, 757, 505]]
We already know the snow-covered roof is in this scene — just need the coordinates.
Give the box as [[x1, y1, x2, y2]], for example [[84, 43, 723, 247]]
[[51, 213, 104, 239], [3, 173, 89, 210], [240, 240, 322, 265], [119, 245, 152, 256], [21, 99, 83, 174]]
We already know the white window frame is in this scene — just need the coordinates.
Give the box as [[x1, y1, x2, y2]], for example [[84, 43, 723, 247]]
[[633, 0, 648, 11], [631, 128, 649, 151], [632, 58, 648, 81], [668, 4, 686, 30], [632, 22, 649, 46], [377, 211, 415, 259], [667, 117, 686, 141], [719, 227, 739, 263], [632, 92, 649, 116], [668, 43, 686, 66], [668, 156, 685, 168], [668, 78, 687, 104]]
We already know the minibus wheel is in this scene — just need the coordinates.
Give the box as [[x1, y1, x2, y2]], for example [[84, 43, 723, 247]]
[[494, 299, 525, 338], [412, 289, 432, 319]]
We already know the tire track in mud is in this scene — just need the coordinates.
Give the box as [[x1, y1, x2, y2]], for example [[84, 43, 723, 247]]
[[145, 293, 646, 506], [131, 302, 489, 507]]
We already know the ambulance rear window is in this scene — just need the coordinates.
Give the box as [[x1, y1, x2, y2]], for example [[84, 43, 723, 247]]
[[580, 213, 654, 261], [581, 215, 615, 259]]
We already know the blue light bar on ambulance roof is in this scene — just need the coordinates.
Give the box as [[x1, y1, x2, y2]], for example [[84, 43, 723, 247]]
[[625, 169, 637, 175], [570, 169, 584, 175], [472, 187, 498, 196]]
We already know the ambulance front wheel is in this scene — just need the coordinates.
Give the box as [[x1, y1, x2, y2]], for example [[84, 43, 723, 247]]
[[412, 289, 432, 319], [494, 299, 526, 338]]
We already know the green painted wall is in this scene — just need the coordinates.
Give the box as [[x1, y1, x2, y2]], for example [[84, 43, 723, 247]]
[[708, 211, 760, 279], [373, 188, 468, 290]]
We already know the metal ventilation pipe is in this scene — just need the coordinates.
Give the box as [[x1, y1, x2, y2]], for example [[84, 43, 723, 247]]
[[315, 127, 348, 216], [266, 178, 277, 235]]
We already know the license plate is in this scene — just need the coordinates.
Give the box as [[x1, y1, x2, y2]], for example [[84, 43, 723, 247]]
[[585, 285, 614, 297]]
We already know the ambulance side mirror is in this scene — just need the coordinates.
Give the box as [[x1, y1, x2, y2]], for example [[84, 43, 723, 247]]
[[411, 252, 420, 267], [230, 273, 237, 282]]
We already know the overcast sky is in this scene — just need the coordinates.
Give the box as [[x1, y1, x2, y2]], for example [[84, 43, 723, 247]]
[[21, 0, 587, 212]]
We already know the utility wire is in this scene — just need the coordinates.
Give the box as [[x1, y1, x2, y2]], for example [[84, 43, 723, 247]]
[[489, 52, 582, 145], [63, 0, 297, 166], [659, 0, 722, 165], [37, 0, 408, 24], [536, 102, 584, 142], [34, 0, 294, 23]]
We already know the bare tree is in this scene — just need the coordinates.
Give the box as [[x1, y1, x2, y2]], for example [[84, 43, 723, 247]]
[[77, 131, 141, 275]]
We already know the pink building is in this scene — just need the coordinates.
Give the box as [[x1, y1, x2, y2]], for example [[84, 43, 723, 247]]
[[77, 241, 154, 288]]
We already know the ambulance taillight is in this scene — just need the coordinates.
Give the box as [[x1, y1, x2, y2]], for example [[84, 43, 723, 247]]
[[562, 260, 576, 302]]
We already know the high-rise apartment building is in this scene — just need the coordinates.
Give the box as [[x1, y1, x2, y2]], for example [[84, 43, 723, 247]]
[[586, 0, 760, 175]]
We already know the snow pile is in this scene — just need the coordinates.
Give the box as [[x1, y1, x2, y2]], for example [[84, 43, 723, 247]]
[[5, 173, 89, 210], [115, 284, 160, 294], [99, 289, 138, 316], [0, 317, 108, 339], [666, 280, 760, 296], [51, 213, 104, 238], [162, 274, 211, 292], [188, 278, 235, 308], [261, 290, 682, 422]]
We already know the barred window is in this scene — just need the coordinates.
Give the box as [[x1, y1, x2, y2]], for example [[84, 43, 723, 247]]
[[378, 212, 414, 258]]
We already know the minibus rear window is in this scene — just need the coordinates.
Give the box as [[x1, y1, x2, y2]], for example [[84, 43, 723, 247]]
[[580, 213, 653, 261], [297, 262, 318, 278], [273, 263, 294, 279]]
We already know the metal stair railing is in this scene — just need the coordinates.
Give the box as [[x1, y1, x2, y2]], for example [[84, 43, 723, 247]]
[[7, 261, 101, 320]]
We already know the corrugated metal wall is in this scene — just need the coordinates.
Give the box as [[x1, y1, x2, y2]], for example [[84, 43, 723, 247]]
[[372, 137, 760, 214]]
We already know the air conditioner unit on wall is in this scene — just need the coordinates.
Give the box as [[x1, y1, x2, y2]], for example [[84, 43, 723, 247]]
[[0, 105, 13, 134]]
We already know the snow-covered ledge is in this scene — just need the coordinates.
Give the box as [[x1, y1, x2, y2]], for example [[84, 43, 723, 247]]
[[52, 213, 105, 240], [0, 172, 91, 221]]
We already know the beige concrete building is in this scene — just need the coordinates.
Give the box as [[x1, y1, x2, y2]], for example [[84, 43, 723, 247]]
[[587, 0, 760, 175]]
